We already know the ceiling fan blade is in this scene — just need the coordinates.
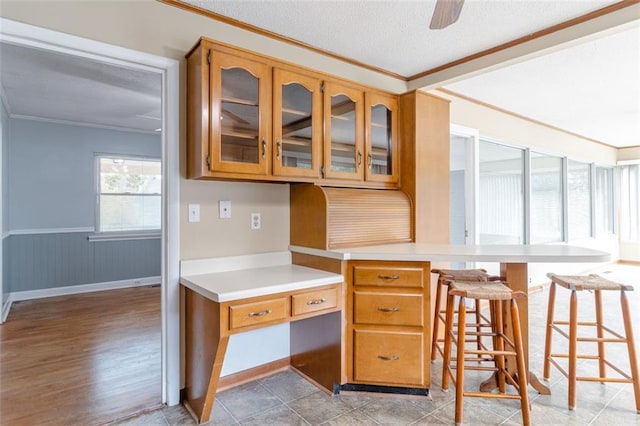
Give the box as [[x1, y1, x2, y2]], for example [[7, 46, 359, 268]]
[[429, 0, 465, 30]]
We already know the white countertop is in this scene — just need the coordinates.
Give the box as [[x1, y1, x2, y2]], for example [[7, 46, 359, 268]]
[[290, 243, 611, 263], [181, 264, 343, 302]]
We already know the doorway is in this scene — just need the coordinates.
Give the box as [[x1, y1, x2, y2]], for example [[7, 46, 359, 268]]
[[0, 17, 180, 411]]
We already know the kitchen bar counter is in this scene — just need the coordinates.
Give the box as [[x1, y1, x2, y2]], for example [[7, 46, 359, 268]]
[[291, 242, 611, 395]]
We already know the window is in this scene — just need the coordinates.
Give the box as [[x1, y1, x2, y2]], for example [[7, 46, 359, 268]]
[[530, 152, 563, 243], [595, 166, 614, 235], [620, 164, 639, 241], [97, 156, 161, 233], [478, 141, 525, 244], [567, 160, 592, 240]]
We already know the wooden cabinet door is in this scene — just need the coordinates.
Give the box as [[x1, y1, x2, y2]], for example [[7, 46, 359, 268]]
[[323, 82, 364, 181], [365, 92, 398, 184], [272, 69, 322, 178], [209, 51, 271, 175]]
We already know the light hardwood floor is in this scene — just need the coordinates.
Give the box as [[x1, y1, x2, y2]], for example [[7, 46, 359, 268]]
[[0, 286, 162, 426]]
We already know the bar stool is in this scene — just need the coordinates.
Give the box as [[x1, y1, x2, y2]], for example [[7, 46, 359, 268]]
[[442, 280, 531, 426], [543, 273, 640, 413], [431, 268, 497, 362]]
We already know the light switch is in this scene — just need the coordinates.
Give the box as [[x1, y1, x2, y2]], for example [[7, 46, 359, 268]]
[[219, 200, 231, 219], [188, 204, 200, 222]]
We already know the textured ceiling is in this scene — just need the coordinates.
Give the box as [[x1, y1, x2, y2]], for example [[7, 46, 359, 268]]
[[445, 23, 640, 148], [0, 42, 161, 133], [184, 0, 619, 77]]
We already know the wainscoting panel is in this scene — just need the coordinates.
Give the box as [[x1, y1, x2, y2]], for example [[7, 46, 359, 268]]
[[8, 232, 160, 292]]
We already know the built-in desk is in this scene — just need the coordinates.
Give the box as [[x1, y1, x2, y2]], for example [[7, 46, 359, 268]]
[[180, 253, 343, 424]]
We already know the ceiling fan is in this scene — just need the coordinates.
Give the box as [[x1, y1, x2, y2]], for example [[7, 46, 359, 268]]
[[429, 0, 465, 30]]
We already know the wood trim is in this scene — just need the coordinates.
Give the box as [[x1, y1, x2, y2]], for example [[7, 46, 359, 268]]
[[617, 259, 640, 266], [216, 358, 290, 392], [437, 88, 618, 149], [408, 1, 640, 81], [158, 0, 405, 80]]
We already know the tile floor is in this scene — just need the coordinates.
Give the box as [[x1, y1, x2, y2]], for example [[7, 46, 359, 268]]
[[113, 264, 639, 425]]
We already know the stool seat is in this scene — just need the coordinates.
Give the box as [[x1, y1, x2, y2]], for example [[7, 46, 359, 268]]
[[448, 280, 524, 300], [431, 268, 490, 282], [546, 273, 634, 291]]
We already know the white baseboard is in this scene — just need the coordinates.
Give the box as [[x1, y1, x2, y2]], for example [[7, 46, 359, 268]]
[[9, 276, 161, 303], [1, 294, 12, 323]]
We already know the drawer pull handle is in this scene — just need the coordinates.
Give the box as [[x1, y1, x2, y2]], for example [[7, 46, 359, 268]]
[[377, 306, 400, 313], [307, 298, 327, 305], [377, 355, 400, 361], [378, 274, 400, 280], [248, 309, 272, 317]]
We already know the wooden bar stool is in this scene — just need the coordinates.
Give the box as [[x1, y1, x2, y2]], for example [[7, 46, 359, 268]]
[[442, 280, 531, 426], [431, 268, 497, 362], [543, 273, 640, 413]]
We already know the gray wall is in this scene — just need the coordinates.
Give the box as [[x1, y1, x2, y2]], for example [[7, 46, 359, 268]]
[[9, 118, 160, 230], [1, 101, 8, 306], [6, 118, 162, 293]]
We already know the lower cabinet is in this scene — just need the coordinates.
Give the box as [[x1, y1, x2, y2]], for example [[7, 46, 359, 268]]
[[346, 260, 431, 389]]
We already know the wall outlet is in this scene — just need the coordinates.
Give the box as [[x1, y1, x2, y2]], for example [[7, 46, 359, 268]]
[[219, 200, 231, 219], [251, 213, 261, 230], [188, 204, 200, 222]]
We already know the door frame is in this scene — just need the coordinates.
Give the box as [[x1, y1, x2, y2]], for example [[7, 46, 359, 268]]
[[0, 18, 181, 406], [450, 123, 479, 246]]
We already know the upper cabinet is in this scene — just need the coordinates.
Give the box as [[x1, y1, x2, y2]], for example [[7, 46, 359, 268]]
[[323, 82, 364, 181], [186, 38, 400, 188], [272, 69, 322, 179], [210, 52, 271, 175], [365, 92, 398, 185]]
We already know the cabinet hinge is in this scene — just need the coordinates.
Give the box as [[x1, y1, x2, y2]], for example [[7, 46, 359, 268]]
[[207, 51, 211, 65], [320, 82, 325, 93], [206, 154, 211, 168]]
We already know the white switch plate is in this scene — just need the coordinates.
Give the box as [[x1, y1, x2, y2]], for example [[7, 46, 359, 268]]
[[219, 200, 231, 219], [188, 204, 200, 222], [251, 213, 261, 230]]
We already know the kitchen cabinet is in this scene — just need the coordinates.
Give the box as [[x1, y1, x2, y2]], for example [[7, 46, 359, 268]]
[[365, 92, 399, 184], [272, 68, 322, 178], [209, 50, 271, 175], [323, 82, 365, 181], [346, 260, 430, 389], [186, 38, 400, 188]]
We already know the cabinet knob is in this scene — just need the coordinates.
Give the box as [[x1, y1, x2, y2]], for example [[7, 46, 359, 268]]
[[357, 150, 363, 167], [377, 355, 399, 361], [307, 298, 327, 305], [377, 274, 400, 280], [276, 140, 282, 161], [261, 138, 267, 159], [248, 309, 272, 317], [377, 306, 400, 313], [367, 152, 372, 169]]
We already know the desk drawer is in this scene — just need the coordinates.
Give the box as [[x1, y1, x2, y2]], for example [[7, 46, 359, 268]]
[[292, 286, 339, 317], [228, 297, 288, 330], [353, 329, 424, 386], [353, 292, 423, 326], [353, 266, 423, 288]]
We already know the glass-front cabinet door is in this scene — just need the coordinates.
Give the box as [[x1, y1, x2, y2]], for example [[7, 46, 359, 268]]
[[365, 92, 398, 184], [323, 82, 364, 181], [272, 69, 322, 178], [210, 52, 271, 175]]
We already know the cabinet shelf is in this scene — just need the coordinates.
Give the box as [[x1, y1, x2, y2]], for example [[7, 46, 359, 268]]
[[221, 130, 258, 140], [222, 96, 259, 107]]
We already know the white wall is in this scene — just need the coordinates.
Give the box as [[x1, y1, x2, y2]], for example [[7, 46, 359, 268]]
[[8, 118, 160, 230]]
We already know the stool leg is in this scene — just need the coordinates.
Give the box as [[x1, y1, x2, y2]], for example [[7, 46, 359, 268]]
[[455, 296, 467, 426], [442, 290, 456, 391], [568, 289, 578, 410], [475, 298, 483, 357], [620, 290, 640, 414], [543, 282, 556, 381], [510, 298, 531, 426], [594, 289, 606, 383], [494, 299, 507, 394], [431, 278, 444, 362]]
